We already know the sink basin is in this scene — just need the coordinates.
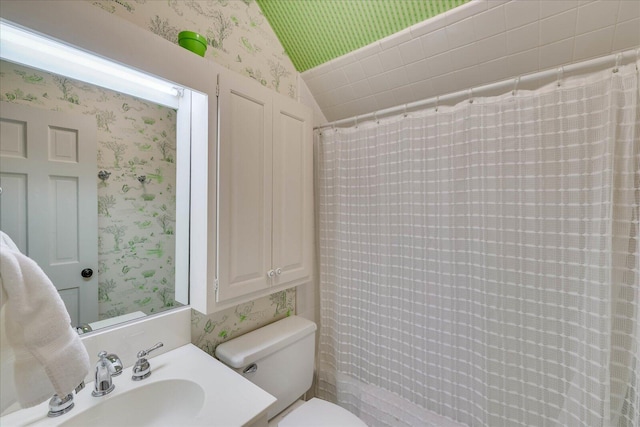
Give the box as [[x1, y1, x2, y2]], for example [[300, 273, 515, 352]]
[[1, 344, 276, 427], [60, 379, 205, 427]]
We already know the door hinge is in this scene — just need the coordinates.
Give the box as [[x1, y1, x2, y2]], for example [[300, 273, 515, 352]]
[[216, 74, 220, 97], [214, 278, 219, 292]]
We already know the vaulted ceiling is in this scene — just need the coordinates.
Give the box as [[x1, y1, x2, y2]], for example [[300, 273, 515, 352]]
[[256, 0, 470, 72]]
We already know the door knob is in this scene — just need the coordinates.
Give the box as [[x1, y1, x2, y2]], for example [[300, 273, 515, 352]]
[[275, 268, 282, 276], [267, 270, 275, 278], [81, 268, 93, 278]]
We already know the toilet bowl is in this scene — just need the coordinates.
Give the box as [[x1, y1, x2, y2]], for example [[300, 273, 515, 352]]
[[215, 316, 366, 426], [270, 397, 364, 427]]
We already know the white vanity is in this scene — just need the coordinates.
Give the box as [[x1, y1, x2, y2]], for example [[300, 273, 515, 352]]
[[1, 308, 276, 427], [1, 345, 276, 427]]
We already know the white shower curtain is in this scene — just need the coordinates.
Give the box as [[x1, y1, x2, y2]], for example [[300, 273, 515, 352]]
[[316, 62, 639, 427]]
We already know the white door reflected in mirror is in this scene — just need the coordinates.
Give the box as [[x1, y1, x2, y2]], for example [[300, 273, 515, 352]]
[[0, 102, 98, 326]]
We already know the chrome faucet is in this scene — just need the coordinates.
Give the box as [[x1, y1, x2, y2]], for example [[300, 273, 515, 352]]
[[105, 353, 123, 376], [131, 342, 164, 381], [92, 351, 116, 396]]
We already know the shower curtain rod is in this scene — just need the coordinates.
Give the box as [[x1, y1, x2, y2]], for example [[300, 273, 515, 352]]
[[314, 48, 640, 131]]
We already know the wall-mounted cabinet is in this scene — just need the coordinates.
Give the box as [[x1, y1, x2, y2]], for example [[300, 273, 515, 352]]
[[0, 1, 312, 321], [192, 71, 313, 314]]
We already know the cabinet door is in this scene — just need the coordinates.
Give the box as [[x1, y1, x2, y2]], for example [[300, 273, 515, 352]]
[[271, 95, 313, 287], [217, 74, 273, 302]]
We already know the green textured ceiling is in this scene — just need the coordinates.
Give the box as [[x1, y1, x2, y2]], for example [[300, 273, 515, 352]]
[[256, 0, 470, 72]]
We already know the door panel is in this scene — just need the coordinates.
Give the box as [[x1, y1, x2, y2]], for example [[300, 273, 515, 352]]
[[271, 95, 313, 286], [48, 176, 79, 266], [0, 172, 27, 251], [217, 74, 273, 302], [0, 102, 97, 326]]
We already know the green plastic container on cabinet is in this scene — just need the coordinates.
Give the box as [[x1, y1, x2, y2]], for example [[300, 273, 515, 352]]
[[178, 31, 207, 57]]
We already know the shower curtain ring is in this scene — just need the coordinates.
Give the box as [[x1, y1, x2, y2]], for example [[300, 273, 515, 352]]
[[512, 76, 521, 96], [403, 104, 408, 118], [374, 111, 379, 124], [556, 66, 564, 87], [355, 116, 359, 128], [613, 52, 622, 73], [435, 96, 439, 112], [468, 88, 474, 104]]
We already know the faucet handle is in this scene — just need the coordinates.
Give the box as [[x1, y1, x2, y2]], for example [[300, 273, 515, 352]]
[[47, 381, 85, 417], [47, 393, 74, 417], [132, 342, 164, 381], [136, 342, 164, 359]]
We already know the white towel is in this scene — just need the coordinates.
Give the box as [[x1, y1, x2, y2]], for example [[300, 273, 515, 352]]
[[0, 233, 90, 410], [0, 231, 19, 252]]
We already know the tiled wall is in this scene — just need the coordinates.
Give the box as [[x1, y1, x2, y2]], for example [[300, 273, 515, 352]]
[[303, 0, 640, 122]]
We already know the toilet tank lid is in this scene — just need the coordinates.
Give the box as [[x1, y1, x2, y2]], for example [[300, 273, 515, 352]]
[[215, 316, 317, 368]]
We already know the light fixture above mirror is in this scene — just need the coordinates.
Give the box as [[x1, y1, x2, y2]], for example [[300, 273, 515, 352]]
[[0, 20, 181, 108]]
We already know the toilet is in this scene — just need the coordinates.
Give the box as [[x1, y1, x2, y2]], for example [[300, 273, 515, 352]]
[[215, 316, 367, 427]]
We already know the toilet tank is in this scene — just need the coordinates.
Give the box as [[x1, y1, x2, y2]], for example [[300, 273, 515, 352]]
[[215, 316, 317, 419]]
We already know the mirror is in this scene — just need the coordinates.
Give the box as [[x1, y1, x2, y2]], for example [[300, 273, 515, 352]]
[[0, 55, 188, 331]]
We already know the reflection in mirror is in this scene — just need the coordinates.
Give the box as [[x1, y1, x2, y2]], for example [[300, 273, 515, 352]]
[[0, 59, 183, 330]]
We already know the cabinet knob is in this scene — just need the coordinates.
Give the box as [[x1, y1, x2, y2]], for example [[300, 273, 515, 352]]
[[275, 268, 282, 276], [267, 270, 275, 278]]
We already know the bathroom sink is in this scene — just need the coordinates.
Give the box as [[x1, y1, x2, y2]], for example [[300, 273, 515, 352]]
[[1, 344, 276, 427], [59, 379, 205, 427]]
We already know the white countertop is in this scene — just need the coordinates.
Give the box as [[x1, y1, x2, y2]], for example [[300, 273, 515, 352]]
[[1, 344, 276, 427]]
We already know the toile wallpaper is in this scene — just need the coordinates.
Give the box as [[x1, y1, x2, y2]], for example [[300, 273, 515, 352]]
[[191, 288, 295, 355], [0, 60, 180, 320], [89, 0, 298, 99]]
